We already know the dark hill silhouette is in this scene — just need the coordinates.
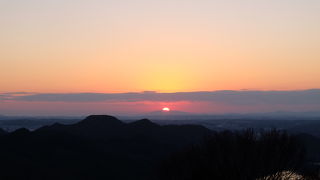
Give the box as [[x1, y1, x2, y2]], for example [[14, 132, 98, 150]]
[[0, 115, 210, 180], [129, 118, 160, 128], [78, 115, 124, 127], [11, 127, 30, 135], [0, 115, 318, 180], [36, 115, 210, 145]]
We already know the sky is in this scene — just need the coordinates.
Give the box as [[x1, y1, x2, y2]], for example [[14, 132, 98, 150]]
[[1, 0, 320, 115]]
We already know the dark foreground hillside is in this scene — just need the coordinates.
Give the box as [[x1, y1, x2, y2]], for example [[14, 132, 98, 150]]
[[0, 115, 319, 180], [0, 115, 210, 180]]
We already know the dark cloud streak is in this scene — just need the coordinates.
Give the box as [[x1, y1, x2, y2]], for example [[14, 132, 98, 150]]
[[2, 89, 320, 106]]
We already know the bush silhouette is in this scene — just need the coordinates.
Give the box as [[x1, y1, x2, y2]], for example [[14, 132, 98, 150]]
[[159, 129, 305, 180]]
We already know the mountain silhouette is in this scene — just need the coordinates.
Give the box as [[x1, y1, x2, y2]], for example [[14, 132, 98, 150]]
[[129, 118, 159, 127], [78, 115, 124, 127], [0, 115, 318, 180], [36, 115, 209, 141], [0, 115, 210, 180]]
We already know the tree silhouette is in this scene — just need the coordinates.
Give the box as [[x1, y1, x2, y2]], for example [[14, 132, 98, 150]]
[[159, 129, 306, 180]]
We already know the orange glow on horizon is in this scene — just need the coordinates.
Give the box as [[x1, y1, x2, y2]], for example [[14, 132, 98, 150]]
[[1, 1, 320, 94]]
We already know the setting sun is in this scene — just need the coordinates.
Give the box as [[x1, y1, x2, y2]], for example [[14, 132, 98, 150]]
[[162, 107, 170, 112]]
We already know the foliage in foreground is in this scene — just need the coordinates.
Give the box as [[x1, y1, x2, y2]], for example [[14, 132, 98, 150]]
[[159, 129, 310, 180]]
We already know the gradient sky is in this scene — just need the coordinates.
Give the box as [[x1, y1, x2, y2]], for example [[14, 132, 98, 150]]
[[1, 0, 320, 115]]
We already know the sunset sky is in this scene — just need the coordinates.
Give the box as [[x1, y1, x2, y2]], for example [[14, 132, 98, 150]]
[[1, 0, 320, 115]]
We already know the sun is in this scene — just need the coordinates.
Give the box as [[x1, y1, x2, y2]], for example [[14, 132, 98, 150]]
[[162, 107, 170, 112]]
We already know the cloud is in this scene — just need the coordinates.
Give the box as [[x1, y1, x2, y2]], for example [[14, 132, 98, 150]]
[[1, 89, 320, 106], [0, 92, 34, 101]]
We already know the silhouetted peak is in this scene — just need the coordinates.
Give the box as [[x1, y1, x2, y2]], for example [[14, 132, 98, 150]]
[[78, 115, 124, 127], [12, 128, 30, 135], [130, 119, 159, 127], [51, 122, 63, 127], [35, 122, 66, 132], [85, 115, 118, 120]]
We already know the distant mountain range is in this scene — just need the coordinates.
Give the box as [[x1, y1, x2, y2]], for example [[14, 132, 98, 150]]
[[121, 111, 320, 120]]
